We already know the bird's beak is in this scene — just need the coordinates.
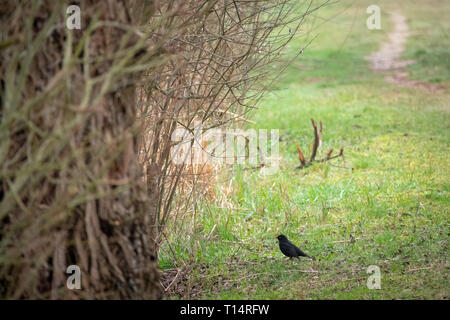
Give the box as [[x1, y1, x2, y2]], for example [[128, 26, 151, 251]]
[[274, 236, 278, 239]]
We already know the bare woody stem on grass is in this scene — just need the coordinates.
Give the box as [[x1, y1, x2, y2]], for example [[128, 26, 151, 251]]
[[296, 119, 345, 169]]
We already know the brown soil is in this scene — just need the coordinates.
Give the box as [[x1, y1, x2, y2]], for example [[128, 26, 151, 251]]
[[365, 12, 445, 92]]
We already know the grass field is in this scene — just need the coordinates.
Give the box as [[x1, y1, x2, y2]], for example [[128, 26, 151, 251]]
[[160, 0, 449, 299]]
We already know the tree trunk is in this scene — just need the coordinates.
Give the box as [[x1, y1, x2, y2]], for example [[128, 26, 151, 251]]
[[0, 1, 161, 299]]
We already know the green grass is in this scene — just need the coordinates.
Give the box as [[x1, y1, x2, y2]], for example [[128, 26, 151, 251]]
[[401, 0, 450, 84], [160, 0, 449, 299]]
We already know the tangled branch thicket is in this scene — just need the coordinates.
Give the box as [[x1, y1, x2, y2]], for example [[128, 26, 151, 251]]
[[0, 0, 321, 299]]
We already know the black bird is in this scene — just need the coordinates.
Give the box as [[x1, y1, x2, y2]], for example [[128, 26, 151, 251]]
[[275, 234, 316, 260]]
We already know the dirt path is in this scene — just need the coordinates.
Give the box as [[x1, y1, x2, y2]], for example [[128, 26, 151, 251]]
[[365, 12, 445, 92]]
